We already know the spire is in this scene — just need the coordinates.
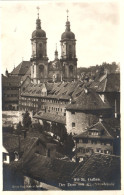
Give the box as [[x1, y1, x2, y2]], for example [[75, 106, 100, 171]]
[[66, 9, 69, 21], [55, 43, 58, 60], [65, 9, 70, 31], [36, 6, 41, 30]]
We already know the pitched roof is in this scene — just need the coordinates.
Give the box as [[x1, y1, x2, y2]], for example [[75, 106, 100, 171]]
[[10, 61, 31, 76], [74, 120, 119, 139], [21, 82, 47, 97], [22, 153, 77, 184], [3, 133, 38, 153], [96, 73, 120, 92], [66, 88, 111, 111], [72, 153, 120, 186], [33, 112, 66, 124]]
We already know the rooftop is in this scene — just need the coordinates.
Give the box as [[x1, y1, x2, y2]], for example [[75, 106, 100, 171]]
[[74, 119, 120, 139], [66, 88, 111, 111], [10, 61, 31, 76], [72, 153, 120, 188], [33, 112, 66, 124]]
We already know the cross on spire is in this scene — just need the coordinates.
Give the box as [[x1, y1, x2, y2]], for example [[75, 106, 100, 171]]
[[56, 43, 57, 51], [36, 6, 40, 18], [66, 9, 69, 21]]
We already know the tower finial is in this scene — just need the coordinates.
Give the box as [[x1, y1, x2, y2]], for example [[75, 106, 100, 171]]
[[66, 9, 69, 21], [55, 43, 58, 60], [36, 6, 40, 19]]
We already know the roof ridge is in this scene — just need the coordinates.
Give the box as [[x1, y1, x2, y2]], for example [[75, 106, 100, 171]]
[[100, 121, 113, 137]]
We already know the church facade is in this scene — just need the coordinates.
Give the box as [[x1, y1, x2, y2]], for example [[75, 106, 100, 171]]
[[30, 11, 77, 83]]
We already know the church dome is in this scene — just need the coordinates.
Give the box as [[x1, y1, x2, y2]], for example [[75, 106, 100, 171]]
[[32, 17, 46, 39], [61, 20, 75, 40], [32, 29, 46, 38], [61, 31, 75, 40]]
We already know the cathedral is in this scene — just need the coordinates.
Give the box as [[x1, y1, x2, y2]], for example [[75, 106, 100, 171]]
[[30, 9, 77, 83]]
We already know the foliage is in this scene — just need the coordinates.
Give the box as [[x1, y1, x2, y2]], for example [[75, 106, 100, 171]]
[[77, 62, 120, 81], [17, 122, 22, 132], [63, 133, 75, 157], [22, 111, 32, 130]]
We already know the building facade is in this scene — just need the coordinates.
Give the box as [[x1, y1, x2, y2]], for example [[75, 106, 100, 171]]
[[73, 118, 120, 162]]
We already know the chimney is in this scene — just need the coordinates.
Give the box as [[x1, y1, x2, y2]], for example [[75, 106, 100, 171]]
[[69, 98, 72, 104], [99, 115, 103, 122], [115, 99, 118, 118], [84, 86, 88, 94]]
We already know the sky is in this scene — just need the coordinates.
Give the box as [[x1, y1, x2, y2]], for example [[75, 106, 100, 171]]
[[0, 0, 122, 75]]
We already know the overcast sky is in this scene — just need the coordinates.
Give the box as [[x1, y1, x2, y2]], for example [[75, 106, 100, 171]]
[[0, 0, 122, 74]]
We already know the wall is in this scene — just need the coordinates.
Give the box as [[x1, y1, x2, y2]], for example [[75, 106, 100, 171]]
[[76, 138, 113, 159], [66, 110, 98, 134]]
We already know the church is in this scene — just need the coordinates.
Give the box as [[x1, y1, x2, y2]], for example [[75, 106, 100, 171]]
[[30, 9, 77, 83]]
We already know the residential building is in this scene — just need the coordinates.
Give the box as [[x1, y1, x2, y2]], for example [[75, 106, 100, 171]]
[[73, 118, 120, 162]]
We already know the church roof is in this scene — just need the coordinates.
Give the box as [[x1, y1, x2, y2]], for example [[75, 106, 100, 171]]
[[10, 61, 31, 76]]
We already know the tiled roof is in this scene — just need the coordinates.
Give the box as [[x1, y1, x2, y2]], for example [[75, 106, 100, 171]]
[[72, 153, 120, 186], [66, 88, 111, 111], [23, 153, 77, 184], [74, 120, 117, 139], [21, 82, 47, 97], [10, 61, 31, 76], [33, 112, 66, 124], [3, 133, 38, 153], [95, 73, 120, 92]]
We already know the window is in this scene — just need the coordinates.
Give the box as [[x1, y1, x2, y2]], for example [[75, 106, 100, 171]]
[[91, 140, 97, 144], [79, 139, 82, 143], [96, 148, 102, 153], [72, 122, 75, 127], [79, 148, 85, 153], [104, 150, 111, 154], [83, 139, 88, 143]]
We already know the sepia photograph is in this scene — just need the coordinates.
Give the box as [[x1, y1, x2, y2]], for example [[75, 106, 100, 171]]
[[1, 0, 122, 192]]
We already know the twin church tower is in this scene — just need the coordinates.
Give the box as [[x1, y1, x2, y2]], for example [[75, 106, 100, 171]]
[[30, 8, 77, 83]]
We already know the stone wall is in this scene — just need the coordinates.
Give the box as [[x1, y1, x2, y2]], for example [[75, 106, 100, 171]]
[[66, 110, 98, 134]]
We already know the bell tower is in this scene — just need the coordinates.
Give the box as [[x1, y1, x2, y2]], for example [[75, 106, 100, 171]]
[[30, 7, 48, 83], [60, 10, 77, 82]]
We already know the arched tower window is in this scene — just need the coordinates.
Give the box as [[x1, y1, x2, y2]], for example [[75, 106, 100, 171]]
[[69, 65, 73, 78], [39, 43, 43, 58], [39, 65, 44, 78], [69, 45, 72, 58]]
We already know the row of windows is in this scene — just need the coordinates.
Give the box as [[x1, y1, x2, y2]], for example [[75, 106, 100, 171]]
[[4, 94, 18, 97], [77, 139, 112, 146], [78, 147, 112, 154], [3, 87, 18, 90], [89, 131, 101, 136], [21, 97, 68, 105]]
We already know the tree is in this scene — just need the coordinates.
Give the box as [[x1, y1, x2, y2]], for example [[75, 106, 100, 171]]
[[22, 111, 32, 130], [16, 121, 22, 134], [63, 133, 75, 158]]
